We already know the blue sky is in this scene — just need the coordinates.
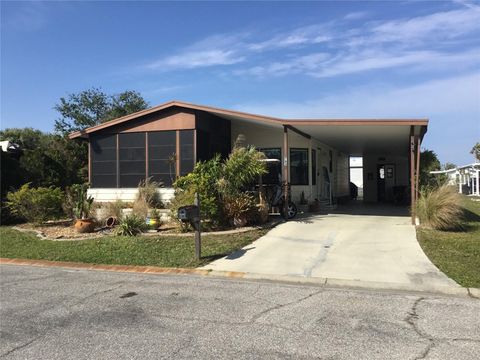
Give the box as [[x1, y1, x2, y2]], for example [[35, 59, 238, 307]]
[[1, 1, 479, 165]]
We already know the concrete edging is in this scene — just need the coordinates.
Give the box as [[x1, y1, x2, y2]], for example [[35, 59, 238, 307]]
[[1, 257, 478, 298]]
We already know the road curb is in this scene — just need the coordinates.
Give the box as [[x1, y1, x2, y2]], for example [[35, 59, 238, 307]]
[[1, 257, 477, 298], [468, 287, 480, 299], [0, 258, 213, 276]]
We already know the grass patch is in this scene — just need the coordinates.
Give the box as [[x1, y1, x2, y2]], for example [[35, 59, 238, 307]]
[[417, 197, 480, 288], [0, 227, 268, 268]]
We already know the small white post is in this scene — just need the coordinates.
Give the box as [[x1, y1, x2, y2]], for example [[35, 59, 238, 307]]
[[475, 170, 480, 196], [458, 172, 462, 194]]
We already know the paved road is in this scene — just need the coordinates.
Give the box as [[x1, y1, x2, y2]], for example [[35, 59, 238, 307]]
[[1, 265, 479, 359], [205, 205, 458, 292]]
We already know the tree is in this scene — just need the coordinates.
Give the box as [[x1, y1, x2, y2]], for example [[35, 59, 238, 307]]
[[444, 162, 456, 170], [106, 90, 150, 121], [54, 88, 149, 135], [0, 128, 87, 193], [471, 142, 480, 162], [419, 149, 445, 190]]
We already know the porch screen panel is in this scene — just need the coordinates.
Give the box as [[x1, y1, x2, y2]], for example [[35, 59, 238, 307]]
[[290, 148, 309, 185], [91, 134, 117, 188], [119, 133, 146, 187], [148, 131, 176, 186], [180, 130, 194, 176]]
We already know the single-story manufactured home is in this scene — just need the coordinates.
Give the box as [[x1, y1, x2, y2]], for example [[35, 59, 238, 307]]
[[69, 101, 428, 223]]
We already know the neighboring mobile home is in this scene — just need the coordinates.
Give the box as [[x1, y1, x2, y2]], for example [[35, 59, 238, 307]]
[[69, 101, 428, 221], [431, 163, 480, 196]]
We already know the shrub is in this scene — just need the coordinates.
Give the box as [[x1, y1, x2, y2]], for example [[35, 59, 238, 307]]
[[132, 196, 149, 218], [173, 147, 267, 228], [219, 147, 266, 197], [94, 200, 125, 224], [174, 155, 223, 224], [416, 185, 463, 230], [223, 193, 257, 227], [6, 183, 64, 224], [106, 199, 126, 220], [168, 188, 196, 232], [137, 177, 163, 208], [115, 214, 147, 236]]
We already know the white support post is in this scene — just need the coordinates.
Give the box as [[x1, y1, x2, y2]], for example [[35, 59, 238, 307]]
[[458, 173, 462, 194], [475, 170, 480, 196]]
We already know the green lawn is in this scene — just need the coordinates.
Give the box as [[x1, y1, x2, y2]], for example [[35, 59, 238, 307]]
[[0, 227, 268, 268], [417, 197, 480, 288]]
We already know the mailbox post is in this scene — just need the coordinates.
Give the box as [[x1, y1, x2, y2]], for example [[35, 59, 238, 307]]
[[177, 192, 201, 261]]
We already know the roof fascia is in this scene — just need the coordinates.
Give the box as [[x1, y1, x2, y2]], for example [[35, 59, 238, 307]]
[[68, 100, 429, 139]]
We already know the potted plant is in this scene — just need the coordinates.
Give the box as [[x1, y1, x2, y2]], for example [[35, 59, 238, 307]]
[[145, 208, 161, 232], [224, 193, 256, 228], [70, 184, 95, 233]]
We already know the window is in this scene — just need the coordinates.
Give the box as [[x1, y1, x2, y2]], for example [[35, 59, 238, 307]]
[[290, 148, 308, 185], [90, 134, 117, 188], [148, 131, 176, 187], [119, 133, 146, 187], [311, 149, 316, 186], [259, 148, 282, 161], [180, 130, 194, 176]]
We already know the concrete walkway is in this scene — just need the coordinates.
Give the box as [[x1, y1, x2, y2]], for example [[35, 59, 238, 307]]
[[204, 203, 460, 292]]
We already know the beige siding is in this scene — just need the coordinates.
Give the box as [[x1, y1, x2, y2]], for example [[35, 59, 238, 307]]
[[231, 122, 347, 203]]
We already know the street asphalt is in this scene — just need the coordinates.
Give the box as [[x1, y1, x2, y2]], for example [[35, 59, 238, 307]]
[[1, 264, 479, 359]]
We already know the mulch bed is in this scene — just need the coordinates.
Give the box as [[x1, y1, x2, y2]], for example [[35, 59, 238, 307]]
[[15, 221, 112, 240]]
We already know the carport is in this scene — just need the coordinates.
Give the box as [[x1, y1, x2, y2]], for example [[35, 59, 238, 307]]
[[282, 119, 428, 223]]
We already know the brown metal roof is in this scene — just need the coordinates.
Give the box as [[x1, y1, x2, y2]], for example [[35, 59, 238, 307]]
[[68, 100, 428, 139]]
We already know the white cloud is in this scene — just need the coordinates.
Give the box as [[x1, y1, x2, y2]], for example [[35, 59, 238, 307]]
[[238, 3, 480, 79], [234, 73, 480, 118], [143, 33, 247, 71], [343, 11, 369, 20], [145, 49, 243, 70], [367, 6, 480, 45], [140, 2, 480, 77], [235, 48, 480, 79], [311, 48, 480, 78], [235, 53, 329, 77], [248, 24, 332, 51]]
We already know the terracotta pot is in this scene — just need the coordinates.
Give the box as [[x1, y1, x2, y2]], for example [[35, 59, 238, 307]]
[[74, 218, 95, 233], [105, 217, 118, 228]]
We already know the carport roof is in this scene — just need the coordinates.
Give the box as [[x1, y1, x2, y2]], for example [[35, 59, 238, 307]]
[[69, 100, 428, 155]]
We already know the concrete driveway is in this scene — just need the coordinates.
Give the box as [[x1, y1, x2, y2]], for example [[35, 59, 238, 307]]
[[205, 203, 460, 291]]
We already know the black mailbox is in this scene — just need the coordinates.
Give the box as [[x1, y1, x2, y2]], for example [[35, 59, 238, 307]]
[[177, 205, 199, 222]]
